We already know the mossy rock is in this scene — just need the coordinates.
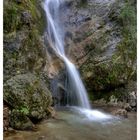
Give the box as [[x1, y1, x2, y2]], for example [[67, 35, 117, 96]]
[[3, 29, 47, 81], [10, 109, 34, 130], [81, 55, 135, 91], [4, 73, 52, 121], [4, 0, 45, 34], [4, 0, 47, 82]]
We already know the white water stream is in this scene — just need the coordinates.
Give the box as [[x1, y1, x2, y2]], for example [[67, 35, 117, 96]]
[[43, 0, 90, 109], [43, 0, 112, 120]]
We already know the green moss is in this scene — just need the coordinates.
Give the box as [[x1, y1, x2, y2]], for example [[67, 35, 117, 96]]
[[4, 0, 45, 34], [10, 109, 33, 130], [4, 2, 21, 33], [118, 1, 136, 58], [115, 0, 136, 80], [81, 59, 129, 91], [84, 0, 137, 90], [77, 0, 88, 8], [88, 93, 95, 101], [16, 106, 30, 115]]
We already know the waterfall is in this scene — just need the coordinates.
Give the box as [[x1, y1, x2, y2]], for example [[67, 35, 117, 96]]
[[43, 0, 90, 109]]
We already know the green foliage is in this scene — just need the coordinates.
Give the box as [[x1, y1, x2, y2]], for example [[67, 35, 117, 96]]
[[77, 0, 88, 8], [113, 0, 137, 80], [81, 0, 88, 4], [88, 93, 95, 101], [4, 3, 21, 33], [107, 0, 137, 82], [117, 1, 136, 64], [4, 0, 45, 34]]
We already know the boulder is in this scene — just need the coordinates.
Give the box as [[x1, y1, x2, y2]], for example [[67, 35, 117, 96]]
[[123, 103, 132, 112], [94, 98, 106, 105], [112, 109, 127, 118], [128, 91, 137, 107], [47, 107, 57, 118], [4, 73, 52, 124], [108, 95, 118, 106]]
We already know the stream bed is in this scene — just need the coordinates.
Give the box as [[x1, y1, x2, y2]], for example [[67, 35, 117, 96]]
[[4, 107, 136, 140]]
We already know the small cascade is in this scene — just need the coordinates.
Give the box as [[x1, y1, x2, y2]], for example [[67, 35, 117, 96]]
[[43, 0, 90, 109]]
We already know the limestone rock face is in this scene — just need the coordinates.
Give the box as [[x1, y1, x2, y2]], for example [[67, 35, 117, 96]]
[[59, 0, 136, 94]]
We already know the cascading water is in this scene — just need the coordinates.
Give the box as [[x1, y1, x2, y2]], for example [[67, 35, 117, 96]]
[[43, 0, 90, 109]]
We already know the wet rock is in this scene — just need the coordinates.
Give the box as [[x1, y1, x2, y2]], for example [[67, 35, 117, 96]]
[[7, 127, 17, 133], [123, 103, 132, 112], [128, 91, 137, 107], [52, 97, 60, 106], [112, 109, 127, 118], [50, 71, 67, 106], [47, 107, 56, 118]]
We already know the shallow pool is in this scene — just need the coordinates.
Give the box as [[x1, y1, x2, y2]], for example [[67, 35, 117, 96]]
[[4, 107, 136, 140]]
